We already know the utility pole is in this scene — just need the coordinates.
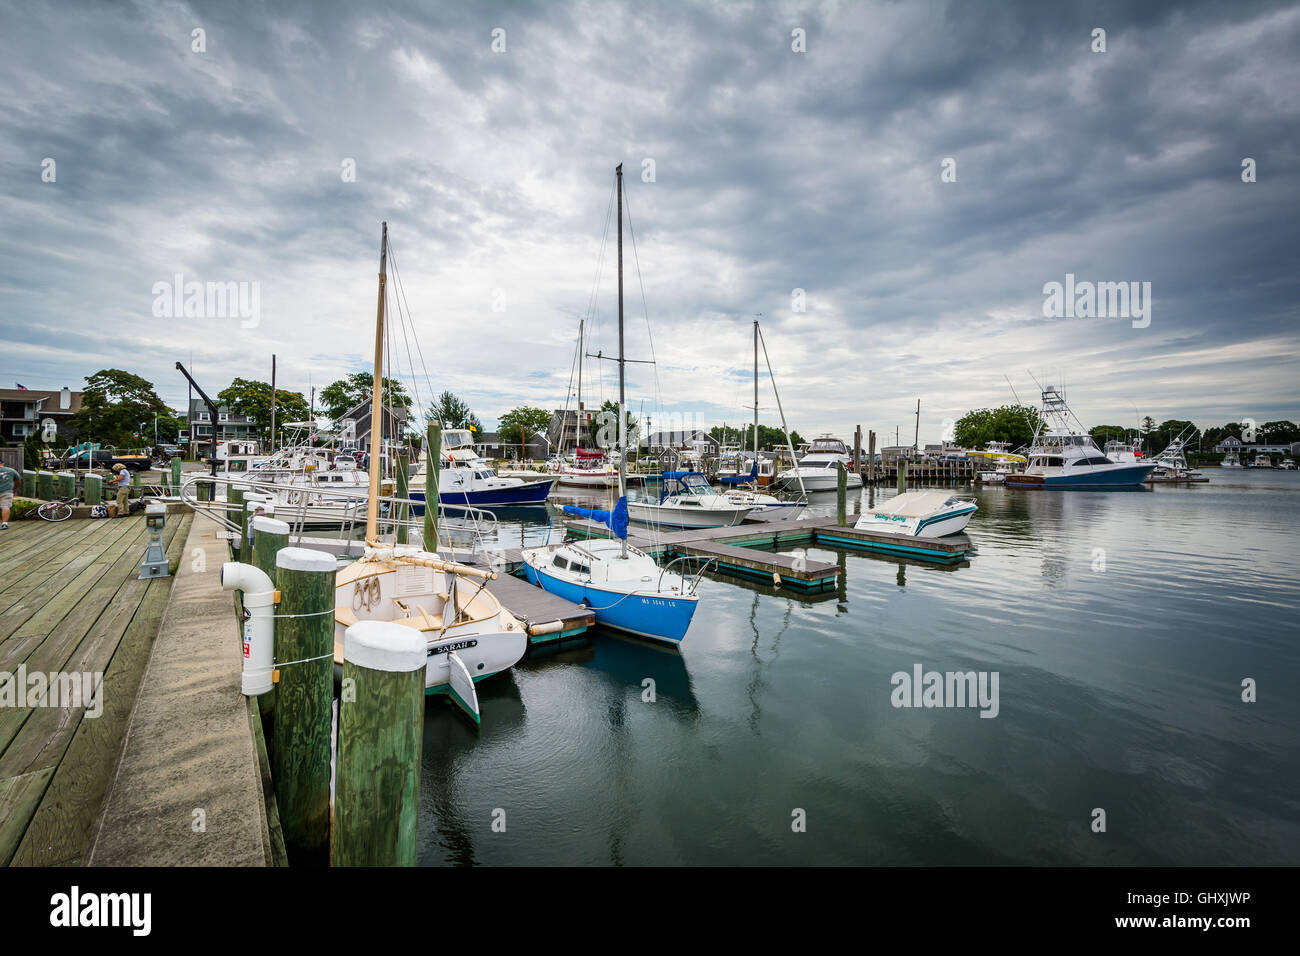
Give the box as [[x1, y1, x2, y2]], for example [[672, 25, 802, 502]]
[[914, 399, 921, 457]]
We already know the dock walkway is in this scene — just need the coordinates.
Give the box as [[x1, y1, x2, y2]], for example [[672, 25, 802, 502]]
[[88, 514, 272, 866], [0, 511, 190, 866]]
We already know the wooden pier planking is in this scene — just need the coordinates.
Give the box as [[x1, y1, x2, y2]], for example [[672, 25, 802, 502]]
[[0, 513, 190, 866], [482, 572, 595, 642]]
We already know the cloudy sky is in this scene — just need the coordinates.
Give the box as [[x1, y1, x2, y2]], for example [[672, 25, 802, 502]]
[[2, 0, 1297, 444]]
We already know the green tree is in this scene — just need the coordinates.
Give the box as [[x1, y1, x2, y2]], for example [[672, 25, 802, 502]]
[[320, 373, 412, 422], [426, 391, 480, 431], [218, 378, 311, 442], [1089, 424, 1136, 445], [69, 369, 169, 447], [498, 406, 553, 458], [1260, 420, 1298, 444], [709, 423, 803, 451], [952, 404, 1040, 451]]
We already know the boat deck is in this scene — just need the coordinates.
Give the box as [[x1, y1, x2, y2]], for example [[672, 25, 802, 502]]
[[0, 511, 192, 866]]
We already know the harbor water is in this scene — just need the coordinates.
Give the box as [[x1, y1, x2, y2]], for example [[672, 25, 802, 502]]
[[418, 470, 1300, 865]]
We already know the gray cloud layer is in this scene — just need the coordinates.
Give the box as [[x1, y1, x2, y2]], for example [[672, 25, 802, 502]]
[[1, 0, 1297, 440]]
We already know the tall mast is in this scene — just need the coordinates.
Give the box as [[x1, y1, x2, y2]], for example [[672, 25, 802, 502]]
[[366, 221, 388, 544], [616, 163, 627, 558], [753, 318, 759, 461], [576, 318, 584, 451], [914, 399, 920, 456]]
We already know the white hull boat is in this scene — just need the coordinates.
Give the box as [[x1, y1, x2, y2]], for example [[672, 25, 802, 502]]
[[854, 491, 978, 537], [628, 471, 754, 528], [776, 435, 861, 491]]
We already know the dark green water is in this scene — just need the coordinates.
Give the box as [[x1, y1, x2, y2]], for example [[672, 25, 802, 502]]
[[417, 470, 1300, 865]]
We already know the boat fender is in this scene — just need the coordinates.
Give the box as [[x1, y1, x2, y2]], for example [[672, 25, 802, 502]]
[[772, 572, 781, 587]]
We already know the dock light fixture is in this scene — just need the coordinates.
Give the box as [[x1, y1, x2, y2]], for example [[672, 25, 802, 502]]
[[139, 501, 170, 579]]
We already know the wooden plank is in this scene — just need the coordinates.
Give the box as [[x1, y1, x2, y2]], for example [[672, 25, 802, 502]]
[[0, 519, 123, 613], [0, 517, 104, 578], [10, 516, 191, 865], [677, 539, 839, 586], [0, 768, 54, 865], [484, 574, 594, 636], [0, 520, 147, 662]]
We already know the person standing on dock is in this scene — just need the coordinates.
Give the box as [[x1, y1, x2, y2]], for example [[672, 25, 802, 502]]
[[0, 462, 19, 528], [109, 463, 130, 518]]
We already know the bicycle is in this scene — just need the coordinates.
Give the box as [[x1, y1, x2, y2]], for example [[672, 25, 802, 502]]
[[36, 497, 75, 521]]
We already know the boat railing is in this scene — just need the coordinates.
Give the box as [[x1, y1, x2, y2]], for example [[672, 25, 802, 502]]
[[658, 553, 716, 596]]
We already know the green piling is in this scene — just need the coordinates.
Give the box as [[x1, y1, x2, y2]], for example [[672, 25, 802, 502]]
[[271, 547, 336, 867], [56, 471, 75, 500], [252, 516, 289, 725], [423, 423, 440, 551], [22, 470, 36, 497], [228, 487, 245, 559], [395, 454, 409, 545], [37, 470, 53, 500], [898, 458, 908, 494], [332, 621, 426, 867], [84, 474, 102, 506], [197, 479, 211, 502], [170, 457, 182, 490], [836, 461, 847, 525]]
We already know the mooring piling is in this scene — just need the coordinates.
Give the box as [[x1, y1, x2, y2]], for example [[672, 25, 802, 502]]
[[271, 546, 336, 867], [84, 473, 102, 506], [898, 458, 908, 493], [37, 470, 53, 500], [395, 453, 409, 545], [424, 422, 440, 549], [332, 620, 426, 867], [836, 461, 848, 525]]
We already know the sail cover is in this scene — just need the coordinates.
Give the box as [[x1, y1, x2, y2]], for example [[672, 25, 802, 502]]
[[718, 462, 760, 485], [561, 495, 629, 539]]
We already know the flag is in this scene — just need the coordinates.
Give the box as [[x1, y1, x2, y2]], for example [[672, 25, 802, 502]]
[[15, 383, 27, 389]]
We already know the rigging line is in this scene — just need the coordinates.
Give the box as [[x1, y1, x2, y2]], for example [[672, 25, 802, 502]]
[[387, 241, 439, 427], [386, 243, 432, 427], [619, 185, 663, 413]]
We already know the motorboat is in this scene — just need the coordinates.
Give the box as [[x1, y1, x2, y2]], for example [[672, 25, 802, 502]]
[[1252, 454, 1273, 468], [549, 449, 620, 488], [627, 471, 755, 528], [1280, 458, 1297, 470], [776, 435, 863, 492], [854, 490, 977, 537], [409, 427, 554, 508], [717, 462, 806, 520], [1146, 428, 1208, 482], [1005, 385, 1154, 488], [1222, 449, 1242, 468]]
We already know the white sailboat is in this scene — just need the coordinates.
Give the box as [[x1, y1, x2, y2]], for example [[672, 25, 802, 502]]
[[331, 222, 527, 724]]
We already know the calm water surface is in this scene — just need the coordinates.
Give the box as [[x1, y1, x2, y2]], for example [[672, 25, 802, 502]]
[[418, 470, 1300, 865]]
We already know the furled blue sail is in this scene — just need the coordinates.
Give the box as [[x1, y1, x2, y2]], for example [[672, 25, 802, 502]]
[[718, 462, 759, 485], [561, 495, 629, 539]]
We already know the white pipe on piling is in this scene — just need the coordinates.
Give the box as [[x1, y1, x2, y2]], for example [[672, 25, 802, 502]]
[[221, 562, 276, 695]]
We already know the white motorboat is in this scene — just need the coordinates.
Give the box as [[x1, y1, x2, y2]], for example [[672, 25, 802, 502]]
[[1005, 385, 1155, 488], [854, 490, 978, 537], [1252, 454, 1272, 468], [628, 471, 755, 528], [1280, 458, 1297, 470], [1146, 428, 1208, 481], [776, 435, 863, 491], [1222, 449, 1242, 468]]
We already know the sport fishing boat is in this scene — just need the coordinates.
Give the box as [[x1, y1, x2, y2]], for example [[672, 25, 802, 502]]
[[408, 427, 554, 508], [628, 471, 755, 528], [776, 435, 863, 492], [1222, 449, 1242, 468], [970, 441, 1028, 483], [521, 164, 707, 645], [331, 222, 527, 724], [854, 490, 978, 537], [1146, 428, 1208, 482], [1005, 385, 1155, 488]]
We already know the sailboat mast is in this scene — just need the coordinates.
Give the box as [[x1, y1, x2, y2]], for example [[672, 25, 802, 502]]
[[366, 221, 388, 545], [616, 163, 627, 558], [753, 319, 759, 460], [576, 318, 584, 452]]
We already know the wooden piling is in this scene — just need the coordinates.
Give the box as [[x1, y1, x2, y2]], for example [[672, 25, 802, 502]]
[[37, 470, 53, 500], [836, 461, 847, 526], [227, 487, 245, 559], [423, 423, 440, 550], [898, 458, 908, 493], [56, 471, 75, 500], [196, 478, 211, 502], [252, 516, 289, 724], [868, 431, 877, 482], [170, 457, 182, 490], [84, 474, 102, 506], [395, 453, 409, 545], [332, 621, 426, 867], [21, 470, 36, 497], [271, 547, 337, 867], [853, 425, 862, 481]]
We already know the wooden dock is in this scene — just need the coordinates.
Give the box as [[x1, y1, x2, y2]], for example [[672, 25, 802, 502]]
[[481, 571, 595, 645], [0, 511, 191, 866]]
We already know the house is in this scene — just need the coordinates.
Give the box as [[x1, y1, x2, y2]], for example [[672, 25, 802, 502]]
[[546, 406, 600, 452], [477, 430, 550, 460], [1214, 436, 1300, 456], [640, 429, 720, 455], [0, 386, 82, 445], [336, 398, 408, 455], [184, 398, 259, 458]]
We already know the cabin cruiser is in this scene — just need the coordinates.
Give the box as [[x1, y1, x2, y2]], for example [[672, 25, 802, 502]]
[[1222, 449, 1242, 468], [626, 471, 754, 528], [547, 448, 619, 488], [1280, 458, 1297, 470], [716, 461, 806, 519], [1005, 386, 1154, 488], [1252, 454, 1273, 468], [776, 435, 863, 492], [855, 491, 977, 537], [410, 427, 554, 507]]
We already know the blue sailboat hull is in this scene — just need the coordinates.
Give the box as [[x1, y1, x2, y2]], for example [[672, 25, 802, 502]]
[[411, 478, 555, 512], [520, 564, 698, 645]]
